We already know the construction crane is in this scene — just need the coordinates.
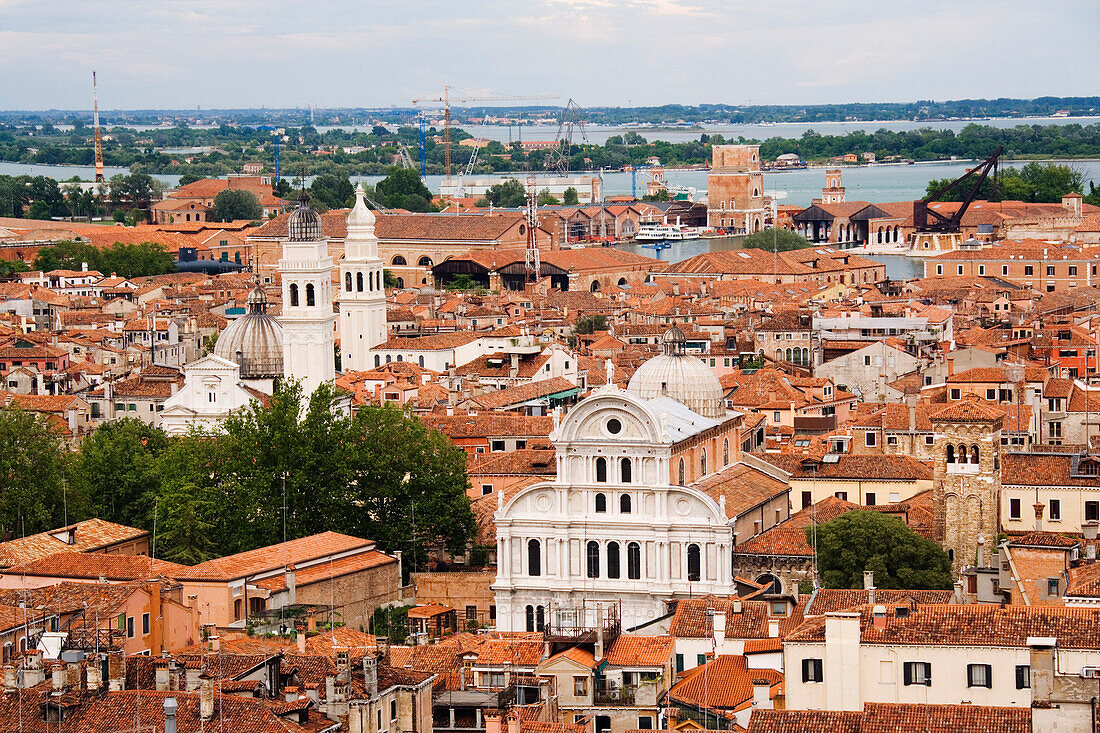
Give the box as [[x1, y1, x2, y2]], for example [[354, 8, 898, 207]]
[[455, 137, 486, 198], [412, 86, 557, 178], [525, 174, 541, 284], [91, 71, 104, 183], [255, 126, 283, 183], [545, 98, 587, 176], [914, 146, 1003, 233]]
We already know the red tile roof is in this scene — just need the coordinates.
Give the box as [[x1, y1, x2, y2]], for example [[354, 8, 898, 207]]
[[668, 654, 782, 712], [604, 635, 674, 667], [0, 518, 147, 567], [3, 551, 189, 580], [176, 531, 372, 581], [747, 703, 1030, 733]]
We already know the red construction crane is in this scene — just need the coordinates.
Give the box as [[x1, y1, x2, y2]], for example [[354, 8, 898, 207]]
[[92, 71, 104, 183], [412, 86, 557, 178]]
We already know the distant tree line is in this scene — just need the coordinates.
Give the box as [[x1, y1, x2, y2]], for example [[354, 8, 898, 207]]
[[33, 240, 176, 278]]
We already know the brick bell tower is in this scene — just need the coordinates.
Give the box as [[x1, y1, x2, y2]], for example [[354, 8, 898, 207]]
[[930, 397, 1005, 572], [821, 169, 845, 204]]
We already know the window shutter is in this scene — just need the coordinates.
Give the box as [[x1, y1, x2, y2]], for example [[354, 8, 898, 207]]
[[923, 663, 932, 686], [903, 663, 912, 686], [1016, 665, 1025, 689], [802, 658, 811, 682]]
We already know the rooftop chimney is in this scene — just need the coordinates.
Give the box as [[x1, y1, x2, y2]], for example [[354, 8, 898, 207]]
[[51, 665, 65, 692], [767, 619, 780, 638], [4, 666, 16, 693], [199, 673, 215, 721], [296, 625, 306, 655], [864, 570, 876, 605], [751, 679, 772, 710], [286, 564, 296, 605], [712, 611, 726, 649], [1034, 502, 1045, 533], [732, 597, 743, 614], [164, 697, 178, 733], [872, 604, 887, 630], [363, 653, 378, 698], [155, 661, 169, 692], [1085, 521, 1098, 541]]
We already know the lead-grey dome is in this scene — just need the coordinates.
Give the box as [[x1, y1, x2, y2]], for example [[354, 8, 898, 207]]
[[214, 284, 284, 379], [287, 192, 322, 241], [627, 327, 725, 418]]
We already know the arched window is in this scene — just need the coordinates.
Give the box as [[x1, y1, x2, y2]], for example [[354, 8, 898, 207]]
[[528, 539, 541, 577], [785, 348, 792, 362], [756, 573, 781, 594], [595, 492, 607, 513], [418, 356, 425, 367], [775, 349, 783, 361], [607, 542, 621, 579], [723, 439, 730, 466], [700, 449, 707, 477], [947, 444, 955, 463], [525, 605, 535, 632], [957, 443, 968, 464], [586, 541, 600, 578], [627, 542, 641, 579], [678, 458, 685, 486], [345, 272, 352, 292], [971, 445, 979, 464], [418, 256, 433, 268], [234, 599, 243, 620], [392, 255, 406, 266], [375, 355, 381, 367], [620, 494, 631, 513], [590, 281, 601, 293], [357, 272, 364, 292], [621, 458, 632, 484], [536, 605, 545, 632], [397, 355, 403, 362], [289, 283, 299, 307], [595, 457, 607, 483], [687, 544, 701, 582], [306, 283, 316, 306]]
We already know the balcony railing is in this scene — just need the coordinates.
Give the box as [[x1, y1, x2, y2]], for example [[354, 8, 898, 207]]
[[593, 685, 636, 706]]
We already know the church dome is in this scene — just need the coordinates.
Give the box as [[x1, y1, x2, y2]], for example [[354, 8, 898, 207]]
[[288, 192, 323, 241], [214, 284, 284, 379], [627, 326, 725, 418]]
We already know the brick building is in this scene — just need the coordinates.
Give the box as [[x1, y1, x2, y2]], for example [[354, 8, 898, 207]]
[[706, 145, 765, 233]]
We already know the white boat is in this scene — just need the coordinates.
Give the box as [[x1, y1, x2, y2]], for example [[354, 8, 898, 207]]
[[636, 217, 701, 242]]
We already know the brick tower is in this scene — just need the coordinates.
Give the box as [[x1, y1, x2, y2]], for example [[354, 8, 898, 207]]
[[822, 170, 845, 204], [930, 397, 1005, 572], [706, 145, 765, 233]]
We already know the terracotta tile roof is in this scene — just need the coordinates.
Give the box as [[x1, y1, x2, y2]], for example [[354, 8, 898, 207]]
[[546, 645, 596, 668], [668, 596, 805, 639], [851, 402, 933, 431], [252, 549, 396, 591], [785, 604, 1100, 649], [690, 463, 789, 519], [4, 551, 188, 580], [60, 689, 310, 733], [425, 412, 554, 439], [1010, 531, 1079, 549], [468, 449, 556, 477], [378, 332, 482, 351], [803, 588, 953, 617], [0, 580, 142, 617], [1001, 452, 1100, 488], [176, 531, 372, 581], [734, 497, 861, 557], [741, 638, 782, 654], [469, 377, 578, 410], [1067, 561, 1100, 597], [668, 654, 782, 711], [0, 518, 147, 567], [755, 454, 932, 481], [746, 704, 1030, 733], [407, 603, 453, 618], [604, 635, 674, 667]]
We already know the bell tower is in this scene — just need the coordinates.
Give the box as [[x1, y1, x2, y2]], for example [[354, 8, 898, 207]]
[[930, 398, 1004, 572], [340, 184, 387, 371], [279, 193, 336, 397], [822, 169, 845, 204]]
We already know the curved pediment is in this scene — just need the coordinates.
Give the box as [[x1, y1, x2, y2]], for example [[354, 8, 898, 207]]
[[553, 388, 666, 445]]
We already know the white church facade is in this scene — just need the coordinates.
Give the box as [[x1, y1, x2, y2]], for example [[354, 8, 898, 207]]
[[493, 328, 746, 632]]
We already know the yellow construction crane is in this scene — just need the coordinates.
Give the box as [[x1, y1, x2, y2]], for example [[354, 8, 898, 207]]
[[412, 86, 557, 178]]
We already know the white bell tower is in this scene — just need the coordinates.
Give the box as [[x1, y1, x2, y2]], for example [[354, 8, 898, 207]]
[[279, 193, 336, 397], [340, 183, 387, 371]]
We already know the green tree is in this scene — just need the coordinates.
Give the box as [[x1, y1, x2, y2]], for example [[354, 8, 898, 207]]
[[383, 269, 399, 288], [75, 419, 168, 528], [741, 228, 811, 252], [924, 175, 1000, 202], [810, 510, 953, 590], [1013, 161, 1083, 202], [0, 406, 74, 537], [569, 314, 609, 346], [34, 241, 104, 273], [1086, 181, 1100, 208], [26, 200, 52, 220], [176, 173, 204, 187], [562, 187, 579, 205], [310, 173, 354, 210], [537, 189, 560, 206], [210, 189, 262, 222], [375, 167, 435, 212], [484, 178, 526, 208], [157, 482, 218, 564], [641, 189, 670, 202]]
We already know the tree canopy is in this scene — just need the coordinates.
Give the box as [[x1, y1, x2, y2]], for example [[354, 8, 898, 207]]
[[373, 167, 436, 212], [810, 510, 953, 590], [0, 405, 74, 538], [210, 189, 262, 222], [741, 228, 812, 252], [925, 162, 1083, 203], [483, 179, 526, 208], [33, 240, 176, 278], [309, 173, 355, 210]]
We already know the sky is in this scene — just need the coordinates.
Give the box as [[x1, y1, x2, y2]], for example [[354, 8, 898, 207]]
[[1, 0, 1097, 111]]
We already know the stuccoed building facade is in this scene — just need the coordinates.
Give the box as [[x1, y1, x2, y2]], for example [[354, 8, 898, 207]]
[[492, 328, 746, 633]]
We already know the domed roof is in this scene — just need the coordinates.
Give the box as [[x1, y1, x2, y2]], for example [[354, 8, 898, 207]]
[[288, 192, 322, 241], [214, 284, 284, 379], [627, 327, 725, 418]]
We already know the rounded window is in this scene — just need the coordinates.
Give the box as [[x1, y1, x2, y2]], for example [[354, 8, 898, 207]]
[[606, 418, 622, 435]]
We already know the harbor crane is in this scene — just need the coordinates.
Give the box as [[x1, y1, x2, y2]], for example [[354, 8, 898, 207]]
[[913, 146, 1003, 233], [412, 86, 557, 178], [545, 98, 587, 176], [91, 71, 104, 183]]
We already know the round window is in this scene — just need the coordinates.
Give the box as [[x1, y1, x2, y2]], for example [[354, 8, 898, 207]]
[[606, 418, 622, 435]]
